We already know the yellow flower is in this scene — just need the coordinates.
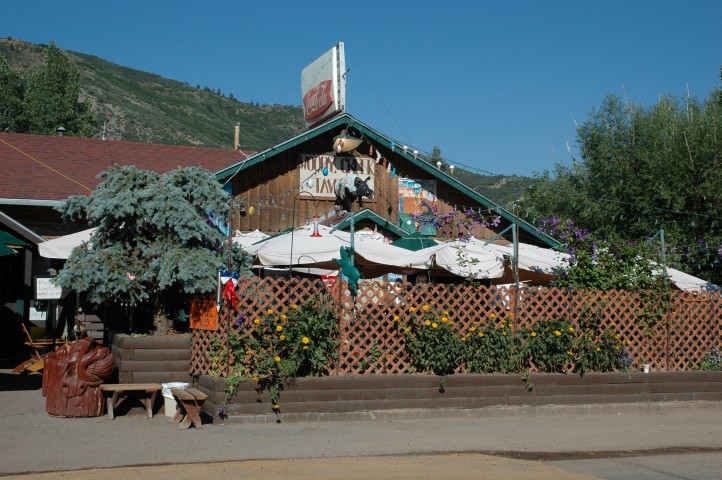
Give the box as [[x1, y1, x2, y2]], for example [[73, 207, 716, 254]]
[[422, 305, 430, 311], [302, 337, 310, 344], [279, 334, 286, 340], [478, 332, 484, 338], [567, 350, 573, 356], [531, 331, 537, 337], [555, 330, 562, 336], [393, 315, 400, 322], [274, 356, 281, 362], [431, 322, 438, 329], [489, 313, 496, 319], [409, 307, 417, 313], [303, 345, 308, 350], [267, 309, 273, 314], [443, 311, 449, 316], [252, 376, 259, 383], [272, 404, 280, 410], [253, 318, 260, 325], [424, 319, 431, 326], [291, 304, 298, 310], [441, 317, 448, 323], [615, 346, 620, 350], [596, 347, 601, 352], [502, 331, 507, 336], [405, 327, 411, 333], [615, 334, 620, 339], [281, 314, 287, 320], [470, 326, 476, 332], [430, 301, 435, 306], [568, 327, 575, 332], [626, 340, 632, 345], [245, 350, 253, 355]]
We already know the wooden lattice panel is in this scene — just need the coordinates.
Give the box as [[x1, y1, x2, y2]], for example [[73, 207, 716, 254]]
[[191, 278, 722, 376]]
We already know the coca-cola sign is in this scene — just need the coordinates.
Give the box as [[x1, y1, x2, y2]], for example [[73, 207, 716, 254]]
[[303, 80, 333, 120], [301, 43, 345, 128]]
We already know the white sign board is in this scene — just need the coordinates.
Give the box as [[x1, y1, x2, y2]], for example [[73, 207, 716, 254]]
[[300, 153, 375, 199], [301, 43, 346, 128], [35, 276, 63, 300]]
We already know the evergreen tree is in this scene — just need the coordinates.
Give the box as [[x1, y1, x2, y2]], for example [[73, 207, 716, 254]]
[[0, 55, 25, 132], [523, 89, 722, 285], [23, 41, 96, 136], [55, 165, 230, 332]]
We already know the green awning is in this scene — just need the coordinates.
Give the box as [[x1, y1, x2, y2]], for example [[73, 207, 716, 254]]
[[0, 229, 27, 256], [0, 230, 28, 247]]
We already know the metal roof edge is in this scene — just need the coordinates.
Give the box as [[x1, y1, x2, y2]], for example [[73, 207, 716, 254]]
[[214, 113, 355, 183], [331, 208, 411, 238], [0, 210, 46, 245]]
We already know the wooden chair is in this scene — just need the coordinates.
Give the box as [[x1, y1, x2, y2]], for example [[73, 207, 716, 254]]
[[11, 322, 67, 374]]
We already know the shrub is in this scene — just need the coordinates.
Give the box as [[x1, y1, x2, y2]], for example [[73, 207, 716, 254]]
[[399, 305, 464, 376]]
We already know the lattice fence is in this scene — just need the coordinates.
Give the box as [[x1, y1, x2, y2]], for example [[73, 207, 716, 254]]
[[191, 278, 722, 376]]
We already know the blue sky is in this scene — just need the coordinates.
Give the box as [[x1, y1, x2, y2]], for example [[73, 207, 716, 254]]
[[5, 1, 722, 177]]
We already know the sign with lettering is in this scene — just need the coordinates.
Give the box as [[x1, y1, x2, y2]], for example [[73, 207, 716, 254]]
[[35, 276, 62, 300], [300, 153, 375, 199], [301, 43, 346, 128]]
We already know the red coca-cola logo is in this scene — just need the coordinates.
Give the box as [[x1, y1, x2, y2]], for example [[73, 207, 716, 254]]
[[303, 80, 333, 119]]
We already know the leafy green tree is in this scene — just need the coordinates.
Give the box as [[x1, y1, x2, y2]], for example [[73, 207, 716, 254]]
[[23, 41, 96, 136], [54, 165, 230, 332], [523, 89, 722, 285], [0, 55, 25, 132]]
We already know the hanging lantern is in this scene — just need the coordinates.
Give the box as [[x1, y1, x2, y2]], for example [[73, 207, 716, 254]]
[[306, 177, 314, 188], [322, 166, 329, 176], [248, 205, 255, 216], [311, 215, 322, 237]]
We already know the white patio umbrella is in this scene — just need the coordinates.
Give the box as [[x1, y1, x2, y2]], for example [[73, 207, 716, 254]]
[[244, 224, 433, 276], [415, 240, 506, 279], [232, 229, 270, 250], [38, 228, 96, 259]]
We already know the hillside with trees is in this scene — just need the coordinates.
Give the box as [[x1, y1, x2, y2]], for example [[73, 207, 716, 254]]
[[0, 37, 532, 207]]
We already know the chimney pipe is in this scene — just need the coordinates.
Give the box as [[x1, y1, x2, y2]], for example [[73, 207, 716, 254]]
[[234, 123, 240, 150], [56, 126, 66, 136]]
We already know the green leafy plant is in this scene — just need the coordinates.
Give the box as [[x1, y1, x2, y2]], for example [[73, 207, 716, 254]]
[[213, 294, 339, 412], [573, 306, 628, 374], [464, 313, 521, 374], [518, 317, 576, 373], [399, 305, 464, 376]]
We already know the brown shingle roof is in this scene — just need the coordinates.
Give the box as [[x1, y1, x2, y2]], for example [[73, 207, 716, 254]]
[[0, 132, 252, 201]]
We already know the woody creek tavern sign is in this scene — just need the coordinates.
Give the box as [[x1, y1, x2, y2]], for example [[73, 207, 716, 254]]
[[300, 153, 375, 199]]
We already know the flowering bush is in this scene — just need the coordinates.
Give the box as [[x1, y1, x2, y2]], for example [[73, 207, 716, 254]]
[[573, 307, 628, 374], [518, 317, 576, 373], [211, 294, 338, 410], [399, 305, 464, 376], [464, 314, 521, 374]]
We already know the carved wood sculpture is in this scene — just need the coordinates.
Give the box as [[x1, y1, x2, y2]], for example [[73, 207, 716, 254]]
[[43, 336, 115, 417]]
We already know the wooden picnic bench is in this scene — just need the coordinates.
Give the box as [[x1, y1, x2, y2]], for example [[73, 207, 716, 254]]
[[99, 383, 162, 419], [171, 387, 207, 429]]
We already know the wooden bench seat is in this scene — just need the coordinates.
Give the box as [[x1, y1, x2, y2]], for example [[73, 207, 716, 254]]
[[99, 383, 162, 419], [171, 387, 207, 429]]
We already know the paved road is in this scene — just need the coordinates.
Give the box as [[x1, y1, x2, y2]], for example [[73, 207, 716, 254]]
[[2, 370, 721, 479]]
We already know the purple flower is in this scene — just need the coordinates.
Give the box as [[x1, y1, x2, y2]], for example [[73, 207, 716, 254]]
[[235, 312, 245, 327]]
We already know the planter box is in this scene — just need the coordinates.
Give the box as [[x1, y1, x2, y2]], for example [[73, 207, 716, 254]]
[[110, 333, 192, 384], [197, 371, 722, 423]]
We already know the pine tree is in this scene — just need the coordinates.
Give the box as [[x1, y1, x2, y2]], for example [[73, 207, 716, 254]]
[[23, 41, 96, 136], [55, 165, 232, 333], [0, 55, 25, 132]]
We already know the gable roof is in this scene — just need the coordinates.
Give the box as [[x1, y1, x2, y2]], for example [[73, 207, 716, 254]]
[[0, 132, 253, 202], [215, 113, 559, 248], [325, 208, 411, 238]]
